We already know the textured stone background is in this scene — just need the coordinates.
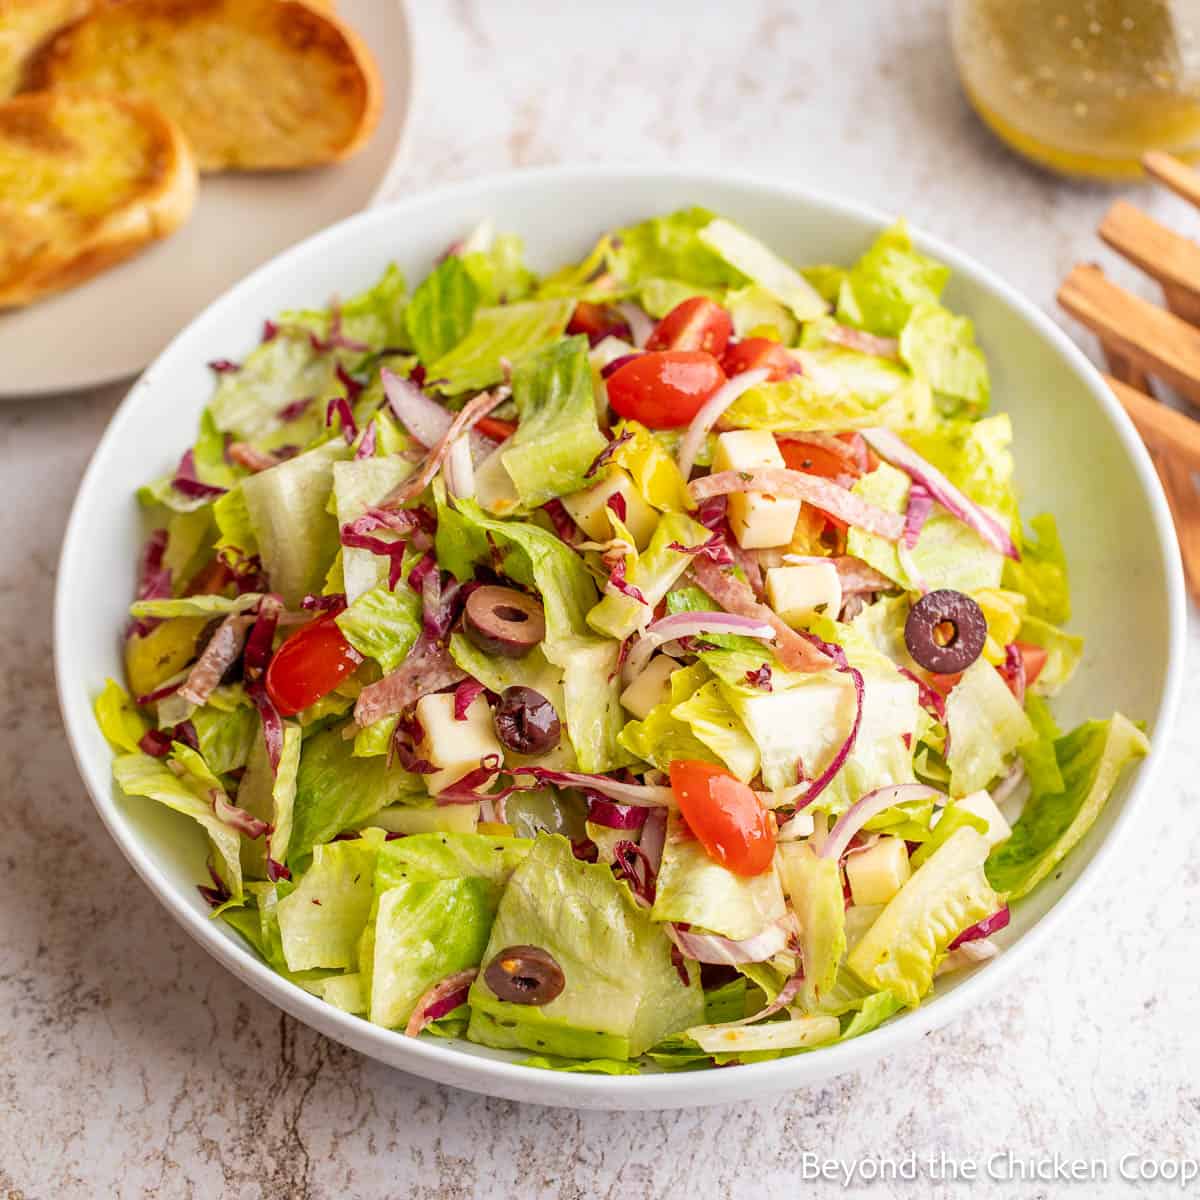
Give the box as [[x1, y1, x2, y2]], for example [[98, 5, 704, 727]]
[[2, 2, 1198, 1197]]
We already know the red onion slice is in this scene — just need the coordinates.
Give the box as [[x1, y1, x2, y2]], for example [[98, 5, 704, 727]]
[[212, 790, 272, 839], [690, 469, 905, 541], [820, 783, 941, 862], [639, 806, 668, 874], [948, 905, 1010, 950], [622, 610, 775, 683], [382, 368, 450, 447], [615, 301, 654, 348], [665, 921, 790, 965], [861, 428, 1019, 560], [823, 324, 901, 359], [676, 367, 769, 480], [405, 969, 478, 1037]]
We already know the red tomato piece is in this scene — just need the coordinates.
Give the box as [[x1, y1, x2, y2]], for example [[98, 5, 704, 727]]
[[475, 415, 517, 441], [720, 337, 800, 381], [646, 297, 733, 357], [567, 301, 629, 345], [605, 351, 727, 429], [265, 614, 363, 717], [778, 440, 860, 481], [1014, 641, 1048, 689], [927, 671, 963, 697], [668, 760, 776, 877]]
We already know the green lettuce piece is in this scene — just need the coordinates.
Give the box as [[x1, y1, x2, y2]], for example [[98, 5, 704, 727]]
[[725, 362, 933, 433], [847, 827, 999, 1006], [909, 804, 987, 870], [268, 722, 303, 870], [448, 633, 565, 714], [840, 991, 904, 1040], [619, 662, 725, 773], [129, 592, 260, 620], [276, 829, 385, 971], [945, 658, 1036, 796], [461, 231, 536, 306], [586, 511, 710, 641], [367, 803, 480, 836], [607, 207, 745, 290], [331, 458, 414, 601], [899, 301, 989, 416], [138, 411, 237, 513], [638, 277, 722, 319], [846, 462, 1004, 594], [241, 440, 352, 606], [405, 256, 480, 365], [213, 485, 258, 567], [665, 585, 771, 655], [95, 679, 149, 752], [607, 420, 694, 512], [837, 221, 950, 337], [670, 679, 760, 783], [1019, 693, 1065, 796], [432, 477, 490, 581], [802, 264, 848, 304], [281, 263, 408, 354], [288, 725, 426, 863], [191, 703, 257, 776], [778, 842, 845, 1011], [352, 715, 397, 759], [373, 832, 532, 893], [1018, 615, 1083, 696], [428, 299, 574, 395], [209, 330, 333, 445], [113, 752, 244, 904], [520, 1055, 641, 1076], [334, 582, 421, 674], [987, 715, 1148, 901], [652, 814, 786, 940], [725, 284, 799, 342], [368, 877, 497, 1029], [1004, 512, 1071, 625], [310, 973, 368, 1015], [468, 835, 703, 1060], [498, 335, 607, 510], [906, 414, 1018, 526], [698, 217, 827, 320], [451, 501, 628, 771], [163, 506, 217, 586]]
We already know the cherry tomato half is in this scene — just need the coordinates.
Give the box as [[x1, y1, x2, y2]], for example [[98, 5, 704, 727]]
[[606, 351, 727, 429], [646, 297, 733, 357], [668, 760, 775, 877], [1013, 641, 1048, 690], [567, 300, 629, 346], [778, 440, 860, 481], [720, 337, 800, 381], [265, 614, 363, 717], [475, 415, 518, 441]]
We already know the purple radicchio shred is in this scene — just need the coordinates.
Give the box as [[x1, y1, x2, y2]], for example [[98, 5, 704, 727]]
[[668, 531, 734, 565], [669, 944, 690, 987], [585, 428, 634, 478], [197, 863, 231, 909], [903, 480, 935, 550], [246, 681, 284, 772], [171, 449, 228, 500], [243, 595, 283, 683], [541, 499, 579, 543], [261, 319, 280, 343], [301, 592, 348, 613], [612, 840, 657, 905], [606, 491, 628, 523], [278, 395, 313, 422], [336, 362, 364, 404], [693, 495, 728, 531], [744, 664, 773, 691], [207, 358, 240, 374], [606, 555, 647, 605], [131, 528, 172, 637], [453, 678, 485, 720], [571, 838, 600, 863], [898, 666, 946, 723], [586, 797, 648, 830], [390, 713, 437, 775], [325, 395, 358, 445], [355, 418, 377, 459], [137, 729, 173, 757], [599, 353, 641, 380], [266, 858, 292, 883]]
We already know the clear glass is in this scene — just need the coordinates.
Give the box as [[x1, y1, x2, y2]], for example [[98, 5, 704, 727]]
[[952, 0, 1200, 178]]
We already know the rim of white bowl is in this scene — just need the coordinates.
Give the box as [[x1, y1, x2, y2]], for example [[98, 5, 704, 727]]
[[53, 165, 1187, 1109]]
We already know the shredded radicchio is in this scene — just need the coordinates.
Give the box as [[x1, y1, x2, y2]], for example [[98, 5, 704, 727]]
[[243, 595, 282, 683], [261, 319, 280, 343], [420, 563, 465, 640], [585, 429, 634, 478], [600, 353, 642, 380], [998, 643, 1027, 706], [949, 906, 1011, 950], [301, 593, 347, 613], [606, 491, 628, 523], [246, 680, 284, 772], [335, 362, 364, 404], [903, 480, 935, 550], [453, 678, 485, 720], [612, 840, 657, 906], [171, 449, 228, 500], [898, 666, 947, 724], [404, 970, 478, 1038], [745, 664, 773, 691], [355, 418, 377, 460], [390, 712, 436, 774], [266, 858, 292, 883], [694, 495, 728, 531], [606, 555, 647, 605], [278, 395, 313, 422], [325, 394, 358, 445], [197, 863, 231, 909], [208, 358, 240, 374], [586, 797, 649, 830], [668, 531, 734, 565], [541, 498, 579, 543], [341, 508, 424, 591]]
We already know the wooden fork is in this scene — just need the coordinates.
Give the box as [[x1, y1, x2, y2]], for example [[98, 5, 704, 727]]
[[1057, 152, 1200, 605]]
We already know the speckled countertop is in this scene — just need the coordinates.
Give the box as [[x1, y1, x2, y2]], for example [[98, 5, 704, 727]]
[[2, 3, 1198, 1197]]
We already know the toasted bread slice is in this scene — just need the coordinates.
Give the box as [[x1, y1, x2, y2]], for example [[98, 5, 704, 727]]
[[28, 0, 381, 172], [0, 89, 196, 308], [0, 0, 90, 97]]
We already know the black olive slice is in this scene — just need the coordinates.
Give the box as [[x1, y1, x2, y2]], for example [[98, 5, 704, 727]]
[[904, 589, 987, 675], [483, 945, 565, 1005], [463, 586, 546, 658], [493, 686, 561, 755]]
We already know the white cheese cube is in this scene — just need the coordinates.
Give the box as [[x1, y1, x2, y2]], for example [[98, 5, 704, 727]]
[[712, 430, 800, 549], [954, 789, 1013, 848], [416, 692, 503, 796], [846, 837, 912, 906], [765, 562, 842, 626], [619, 654, 676, 720], [561, 468, 658, 549]]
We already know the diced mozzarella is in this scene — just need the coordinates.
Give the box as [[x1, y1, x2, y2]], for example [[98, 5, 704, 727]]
[[954, 789, 1013, 848], [846, 836, 912, 906], [561, 467, 658, 549], [619, 654, 676, 720], [713, 430, 801, 549], [765, 562, 842, 626], [416, 692, 503, 796]]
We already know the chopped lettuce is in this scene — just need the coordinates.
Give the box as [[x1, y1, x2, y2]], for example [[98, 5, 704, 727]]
[[405, 255, 480, 365], [1016, 614, 1083, 696], [899, 301, 990, 417], [777, 842, 845, 1011], [987, 715, 1148, 901], [448, 633, 565, 715], [468, 835, 703, 1060], [330, 457, 414, 601], [281, 263, 408, 354], [461, 231, 537, 306], [837, 221, 950, 337], [698, 218, 827, 320], [335, 582, 422, 674], [945, 658, 1036, 796], [725, 284, 799, 342], [1019, 693, 1065, 796], [607, 207, 745, 290], [191, 703, 257, 776], [847, 827, 1000, 1006], [670, 679, 760, 783], [1004, 512, 1071, 625], [95, 679, 148, 753], [373, 832, 532, 893], [498, 335, 607, 510]]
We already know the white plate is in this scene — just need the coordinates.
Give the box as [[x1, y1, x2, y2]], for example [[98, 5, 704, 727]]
[[54, 167, 1186, 1109], [0, 0, 413, 399]]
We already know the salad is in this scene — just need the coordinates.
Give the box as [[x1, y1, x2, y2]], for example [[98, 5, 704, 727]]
[[95, 209, 1148, 1073]]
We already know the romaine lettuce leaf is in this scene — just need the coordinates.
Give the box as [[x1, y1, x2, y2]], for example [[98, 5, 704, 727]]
[[1003, 512, 1071, 625], [499, 335, 607, 510], [405, 255, 480, 365], [698, 218, 827, 320], [639, 277, 723, 319], [670, 679, 760, 783], [334, 582, 422, 674], [331, 458, 414, 601], [191, 703, 257, 776], [468, 835, 703, 1059], [618, 662, 725, 773], [899, 301, 989, 416], [846, 827, 999, 1006], [461, 231, 536, 306], [777, 842, 845, 1011], [986, 714, 1148, 900], [836, 221, 950, 337], [945, 658, 1036, 796], [725, 284, 799, 342], [1019, 693, 1064, 796], [607, 208, 745, 290], [1016, 615, 1083, 696], [95, 679, 148, 753], [281, 263, 408, 355], [373, 832, 532, 893], [448, 633, 565, 714]]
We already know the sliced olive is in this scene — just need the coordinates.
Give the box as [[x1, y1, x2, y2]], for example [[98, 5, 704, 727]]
[[904, 589, 987, 674], [463, 586, 546, 658], [494, 686, 561, 755], [484, 945, 565, 1005]]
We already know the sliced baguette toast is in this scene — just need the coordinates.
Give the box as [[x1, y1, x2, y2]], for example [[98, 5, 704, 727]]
[[0, 0, 90, 98], [0, 89, 196, 307], [27, 0, 381, 172]]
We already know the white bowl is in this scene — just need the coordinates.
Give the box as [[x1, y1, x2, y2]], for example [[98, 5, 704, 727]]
[[54, 167, 1186, 1110]]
